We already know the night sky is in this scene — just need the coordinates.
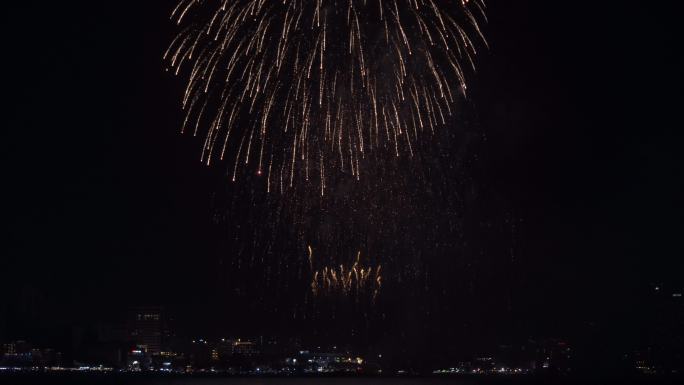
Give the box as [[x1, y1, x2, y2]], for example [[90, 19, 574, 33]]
[[3, 1, 683, 363]]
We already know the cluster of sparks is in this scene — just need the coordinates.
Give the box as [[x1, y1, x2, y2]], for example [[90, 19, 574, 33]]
[[166, 0, 486, 195], [309, 247, 382, 301]]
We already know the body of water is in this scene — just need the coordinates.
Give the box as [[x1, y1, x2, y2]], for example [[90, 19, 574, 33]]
[[1, 374, 682, 385]]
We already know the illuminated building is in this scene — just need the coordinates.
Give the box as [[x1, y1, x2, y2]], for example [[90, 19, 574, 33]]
[[128, 306, 164, 355], [2, 343, 16, 356], [285, 350, 364, 373], [0, 341, 62, 368], [533, 339, 572, 374], [232, 339, 259, 356]]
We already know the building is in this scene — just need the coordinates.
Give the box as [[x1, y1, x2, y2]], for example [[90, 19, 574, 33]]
[[533, 339, 572, 374], [2, 342, 16, 356], [232, 339, 259, 356], [128, 306, 164, 355], [1, 341, 62, 368], [285, 350, 364, 373]]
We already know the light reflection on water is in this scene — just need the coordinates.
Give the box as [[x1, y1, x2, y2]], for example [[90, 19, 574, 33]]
[[144, 380, 477, 385]]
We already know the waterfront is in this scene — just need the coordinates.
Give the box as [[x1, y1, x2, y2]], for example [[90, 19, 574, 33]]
[[1, 374, 683, 385]]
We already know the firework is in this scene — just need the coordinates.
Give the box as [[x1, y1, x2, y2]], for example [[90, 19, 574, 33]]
[[166, 0, 486, 193], [310, 249, 382, 301]]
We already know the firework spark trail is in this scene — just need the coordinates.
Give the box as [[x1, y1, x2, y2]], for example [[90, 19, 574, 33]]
[[166, 0, 486, 194], [309, 247, 382, 301]]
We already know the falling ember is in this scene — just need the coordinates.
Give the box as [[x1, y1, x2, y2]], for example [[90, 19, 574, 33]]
[[166, 0, 486, 191], [309, 249, 382, 302]]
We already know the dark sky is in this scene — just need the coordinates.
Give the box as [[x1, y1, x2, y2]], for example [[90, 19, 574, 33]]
[[3, 1, 683, 358]]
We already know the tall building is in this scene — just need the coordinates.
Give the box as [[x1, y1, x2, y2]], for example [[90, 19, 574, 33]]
[[2, 342, 16, 356], [128, 306, 163, 355]]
